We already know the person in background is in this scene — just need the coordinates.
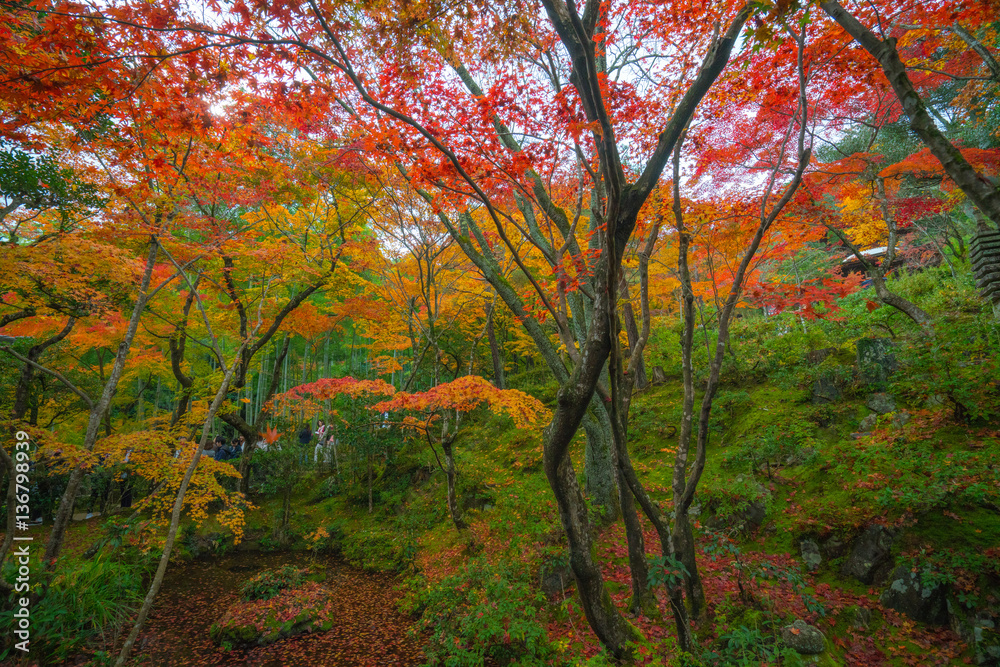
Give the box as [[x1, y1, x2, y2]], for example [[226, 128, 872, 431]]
[[203, 436, 219, 459], [315, 420, 327, 463], [298, 424, 312, 465]]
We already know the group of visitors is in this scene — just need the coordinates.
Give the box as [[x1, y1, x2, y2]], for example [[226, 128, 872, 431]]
[[312, 420, 338, 463], [203, 434, 245, 461]]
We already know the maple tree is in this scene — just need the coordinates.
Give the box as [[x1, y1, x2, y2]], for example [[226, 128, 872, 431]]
[[375, 375, 549, 530], [3, 0, 999, 663], [815, 0, 1000, 229], [368, 181, 504, 391]]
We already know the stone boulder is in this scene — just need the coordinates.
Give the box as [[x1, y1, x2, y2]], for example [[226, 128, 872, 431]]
[[737, 500, 767, 533], [858, 413, 879, 432], [821, 535, 848, 559], [880, 565, 949, 626], [800, 538, 822, 573], [835, 605, 874, 631], [539, 560, 573, 597], [857, 337, 897, 384], [781, 619, 826, 655], [951, 607, 1000, 666], [805, 348, 837, 365], [185, 531, 225, 558], [706, 498, 767, 534], [891, 411, 911, 430], [866, 392, 897, 414], [841, 525, 896, 585], [811, 378, 842, 405]]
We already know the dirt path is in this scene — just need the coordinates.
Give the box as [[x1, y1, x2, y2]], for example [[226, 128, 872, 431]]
[[134, 551, 424, 666]]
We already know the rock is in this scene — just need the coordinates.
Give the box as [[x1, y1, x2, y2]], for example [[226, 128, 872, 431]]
[[187, 532, 224, 558], [880, 565, 949, 626], [539, 560, 573, 597], [838, 605, 873, 629], [951, 607, 1000, 666], [891, 411, 911, 430], [800, 538, 822, 572], [704, 497, 767, 534], [925, 394, 947, 408], [736, 500, 767, 533], [650, 366, 667, 385], [805, 347, 837, 365], [841, 525, 895, 584], [866, 392, 897, 414], [858, 413, 879, 431], [460, 486, 494, 512], [812, 377, 842, 405], [786, 447, 816, 466], [781, 619, 826, 655], [822, 536, 848, 559], [857, 337, 897, 384]]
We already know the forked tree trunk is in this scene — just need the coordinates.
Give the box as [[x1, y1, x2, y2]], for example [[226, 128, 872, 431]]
[[669, 24, 811, 625], [11, 318, 76, 421]]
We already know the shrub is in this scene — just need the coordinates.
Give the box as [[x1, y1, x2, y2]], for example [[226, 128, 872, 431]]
[[239, 565, 308, 601], [411, 558, 554, 666], [341, 526, 416, 572], [0, 555, 144, 662]]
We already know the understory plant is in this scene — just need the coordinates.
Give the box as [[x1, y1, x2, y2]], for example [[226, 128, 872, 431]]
[[407, 558, 553, 666], [0, 554, 145, 662]]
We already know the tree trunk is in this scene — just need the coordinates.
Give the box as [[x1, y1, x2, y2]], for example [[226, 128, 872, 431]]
[[11, 318, 76, 421], [0, 447, 18, 580], [617, 455, 652, 615], [169, 284, 199, 427], [442, 439, 467, 530], [619, 280, 648, 391], [486, 299, 506, 389], [115, 344, 244, 666], [582, 408, 621, 523], [233, 335, 291, 494], [542, 270, 641, 660], [43, 239, 159, 568], [825, 223, 933, 328], [367, 454, 373, 514]]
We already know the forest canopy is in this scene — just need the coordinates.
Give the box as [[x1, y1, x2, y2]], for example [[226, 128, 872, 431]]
[[1, 0, 999, 665]]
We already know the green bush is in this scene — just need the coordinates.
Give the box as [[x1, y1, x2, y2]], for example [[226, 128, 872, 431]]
[[239, 565, 308, 601], [341, 526, 416, 572], [0, 555, 144, 662], [411, 558, 554, 666], [721, 426, 816, 477], [892, 315, 1000, 423]]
